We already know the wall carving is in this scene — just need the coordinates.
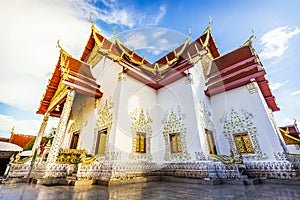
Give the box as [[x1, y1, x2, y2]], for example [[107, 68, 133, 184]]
[[93, 97, 113, 157], [72, 94, 86, 131], [246, 82, 258, 94], [222, 108, 267, 161], [129, 108, 153, 161], [199, 101, 218, 155], [162, 106, 191, 161]]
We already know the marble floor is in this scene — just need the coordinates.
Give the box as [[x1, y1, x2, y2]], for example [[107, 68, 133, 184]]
[[0, 181, 299, 200]]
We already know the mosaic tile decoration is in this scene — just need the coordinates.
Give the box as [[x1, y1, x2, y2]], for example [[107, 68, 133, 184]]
[[129, 108, 153, 161], [93, 97, 113, 157], [223, 108, 267, 161], [162, 106, 191, 161], [199, 101, 218, 156]]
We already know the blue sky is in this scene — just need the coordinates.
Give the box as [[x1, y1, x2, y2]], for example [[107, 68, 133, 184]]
[[0, 0, 299, 138]]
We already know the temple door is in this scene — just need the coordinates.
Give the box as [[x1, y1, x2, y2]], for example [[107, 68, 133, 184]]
[[70, 132, 79, 149], [205, 129, 217, 155]]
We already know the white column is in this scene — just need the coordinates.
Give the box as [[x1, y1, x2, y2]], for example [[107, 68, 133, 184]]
[[46, 89, 75, 163], [32, 113, 50, 152]]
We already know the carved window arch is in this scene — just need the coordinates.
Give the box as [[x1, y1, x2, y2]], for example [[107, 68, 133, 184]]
[[199, 102, 218, 155], [162, 107, 190, 161], [129, 109, 153, 161], [93, 98, 113, 157], [222, 108, 267, 160]]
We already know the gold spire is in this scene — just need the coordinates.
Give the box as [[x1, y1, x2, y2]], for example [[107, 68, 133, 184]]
[[11, 126, 15, 134], [243, 30, 255, 46], [57, 40, 70, 68], [203, 16, 212, 34]]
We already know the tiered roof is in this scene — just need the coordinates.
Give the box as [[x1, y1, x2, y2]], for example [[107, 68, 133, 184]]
[[36, 44, 102, 117], [205, 36, 279, 111], [9, 133, 35, 148], [37, 20, 279, 116]]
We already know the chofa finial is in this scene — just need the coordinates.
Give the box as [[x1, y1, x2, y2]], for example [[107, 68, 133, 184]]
[[188, 27, 192, 37], [89, 13, 93, 24], [57, 40, 62, 49], [208, 16, 213, 27]]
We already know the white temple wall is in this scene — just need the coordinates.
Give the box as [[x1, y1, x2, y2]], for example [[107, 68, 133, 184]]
[[210, 84, 285, 161], [77, 97, 97, 154], [157, 77, 200, 162], [87, 59, 123, 156], [113, 75, 159, 162], [190, 61, 219, 157]]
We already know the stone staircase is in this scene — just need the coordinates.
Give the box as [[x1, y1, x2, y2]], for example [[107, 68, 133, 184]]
[[65, 171, 78, 186]]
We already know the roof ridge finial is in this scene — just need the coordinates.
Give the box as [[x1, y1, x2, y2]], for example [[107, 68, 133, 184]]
[[208, 16, 213, 28], [242, 30, 255, 46], [57, 39, 62, 50], [57, 40, 70, 58], [203, 16, 213, 34], [89, 12, 93, 24], [114, 26, 119, 42]]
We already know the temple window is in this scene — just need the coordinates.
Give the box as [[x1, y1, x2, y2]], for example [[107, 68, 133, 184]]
[[233, 132, 254, 154], [70, 131, 80, 149], [135, 132, 146, 153], [169, 133, 182, 153], [205, 129, 217, 155], [95, 129, 107, 155]]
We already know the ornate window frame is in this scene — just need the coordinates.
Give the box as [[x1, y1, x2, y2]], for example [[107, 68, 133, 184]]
[[162, 107, 190, 161], [222, 108, 267, 160], [129, 109, 153, 161], [93, 97, 113, 157], [199, 102, 218, 156]]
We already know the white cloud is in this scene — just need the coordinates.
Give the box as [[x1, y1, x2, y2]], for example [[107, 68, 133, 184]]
[[291, 90, 300, 96], [152, 5, 167, 26], [0, 0, 91, 112], [259, 26, 300, 59], [0, 1, 168, 112], [0, 114, 58, 138], [123, 32, 147, 50], [269, 81, 288, 91], [120, 28, 185, 61], [72, 0, 167, 28]]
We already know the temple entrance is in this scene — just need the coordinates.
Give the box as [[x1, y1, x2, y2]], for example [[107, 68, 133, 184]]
[[95, 129, 107, 155], [205, 129, 217, 155], [70, 131, 79, 149]]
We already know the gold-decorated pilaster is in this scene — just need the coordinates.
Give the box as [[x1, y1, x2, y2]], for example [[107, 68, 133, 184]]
[[32, 113, 50, 152], [46, 89, 75, 164]]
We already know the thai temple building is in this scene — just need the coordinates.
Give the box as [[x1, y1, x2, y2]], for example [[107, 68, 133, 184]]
[[5, 19, 300, 186]]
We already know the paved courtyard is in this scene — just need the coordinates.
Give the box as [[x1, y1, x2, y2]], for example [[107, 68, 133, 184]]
[[0, 181, 299, 200]]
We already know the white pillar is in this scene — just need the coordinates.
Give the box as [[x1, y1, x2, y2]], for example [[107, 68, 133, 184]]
[[47, 89, 75, 163], [32, 113, 50, 152]]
